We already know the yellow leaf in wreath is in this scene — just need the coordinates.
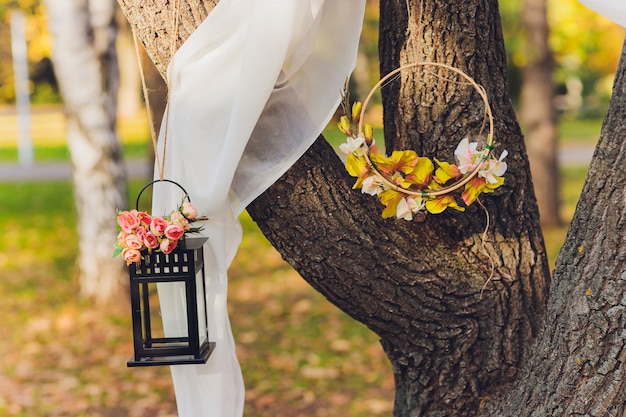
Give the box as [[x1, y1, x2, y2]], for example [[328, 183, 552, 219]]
[[425, 194, 465, 214], [484, 175, 504, 191], [363, 124, 374, 143], [351, 101, 363, 124], [405, 157, 434, 188], [433, 159, 461, 185], [337, 115, 353, 136], [346, 153, 369, 189], [461, 176, 487, 206], [371, 150, 418, 175], [379, 189, 402, 218]]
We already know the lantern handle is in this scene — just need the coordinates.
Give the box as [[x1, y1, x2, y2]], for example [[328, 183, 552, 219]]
[[135, 179, 191, 211]]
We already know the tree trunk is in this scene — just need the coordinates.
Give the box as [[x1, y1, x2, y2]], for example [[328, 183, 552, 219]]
[[45, 0, 127, 303], [520, 0, 561, 227], [116, 1, 626, 416], [119, 0, 550, 414], [484, 39, 626, 416]]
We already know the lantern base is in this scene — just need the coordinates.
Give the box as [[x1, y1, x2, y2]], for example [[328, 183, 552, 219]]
[[127, 342, 216, 367]]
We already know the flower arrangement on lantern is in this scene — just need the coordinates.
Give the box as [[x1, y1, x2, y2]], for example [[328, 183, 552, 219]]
[[338, 100, 508, 220], [113, 198, 207, 265]]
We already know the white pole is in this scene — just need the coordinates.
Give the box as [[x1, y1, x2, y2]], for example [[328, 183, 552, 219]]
[[11, 10, 34, 167]]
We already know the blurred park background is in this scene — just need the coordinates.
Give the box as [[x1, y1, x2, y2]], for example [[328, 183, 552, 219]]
[[0, 0, 625, 416]]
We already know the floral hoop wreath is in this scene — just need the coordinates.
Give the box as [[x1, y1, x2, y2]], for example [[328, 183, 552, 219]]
[[339, 62, 508, 220]]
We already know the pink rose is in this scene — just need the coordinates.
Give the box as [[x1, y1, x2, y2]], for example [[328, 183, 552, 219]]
[[142, 232, 159, 250], [124, 233, 144, 250], [121, 248, 142, 264], [159, 239, 178, 254], [137, 211, 152, 226], [164, 224, 185, 241], [134, 226, 147, 239], [150, 217, 168, 237], [117, 211, 140, 233], [181, 202, 197, 220], [117, 231, 128, 247], [170, 211, 189, 230]]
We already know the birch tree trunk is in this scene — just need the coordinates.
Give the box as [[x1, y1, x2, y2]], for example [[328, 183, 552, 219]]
[[45, 0, 127, 303], [117, 0, 626, 415]]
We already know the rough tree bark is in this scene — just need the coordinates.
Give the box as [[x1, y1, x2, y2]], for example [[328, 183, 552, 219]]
[[117, 0, 624, 415], [363, 1, 550, 414], [520, 0, 561, 227], [45, 0, 127, 302], [485, 40, 626, 416]]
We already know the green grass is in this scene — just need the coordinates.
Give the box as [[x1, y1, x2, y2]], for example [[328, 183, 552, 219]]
[[558, 117, 603, 145], [0, 142, 149, 162]]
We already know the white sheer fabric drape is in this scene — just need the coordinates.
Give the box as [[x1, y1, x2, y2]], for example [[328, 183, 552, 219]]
[[150, 0, 366, 415], [578, 0, 626, 27]]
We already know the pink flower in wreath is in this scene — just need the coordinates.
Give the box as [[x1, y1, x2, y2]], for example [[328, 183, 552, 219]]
[[164, 224, 185, 241], [454, 137, 483, 174], [159, 239, 178, 254], [121, 248, 142, 264], [150, 216, 168, 237], [479, 150, 508, 184], [181, 202, 197, 220], [142, 232, 159, 250], [124, 233, 144, 250], [117, 211, 140, 233]]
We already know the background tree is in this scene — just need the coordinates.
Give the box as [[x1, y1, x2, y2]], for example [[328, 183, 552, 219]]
[[547, 0, 624, 117], [520, 0, 561, 227], [118, 0, 625, 415], [0, 0, 58, 103], [44, 0, 127, 302]]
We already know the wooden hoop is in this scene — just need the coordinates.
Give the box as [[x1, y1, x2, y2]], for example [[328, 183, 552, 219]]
[[357, 62, 495, 198]]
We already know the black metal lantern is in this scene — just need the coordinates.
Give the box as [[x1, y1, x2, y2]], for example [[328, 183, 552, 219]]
[[125, 180, 215, 367], [127, 236, 215, 367]]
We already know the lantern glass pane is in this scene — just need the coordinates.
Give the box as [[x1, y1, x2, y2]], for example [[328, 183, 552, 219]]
[[196, 268, 208, 345], [139, 282, 164, 340], [154, 281, 190, 340]]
